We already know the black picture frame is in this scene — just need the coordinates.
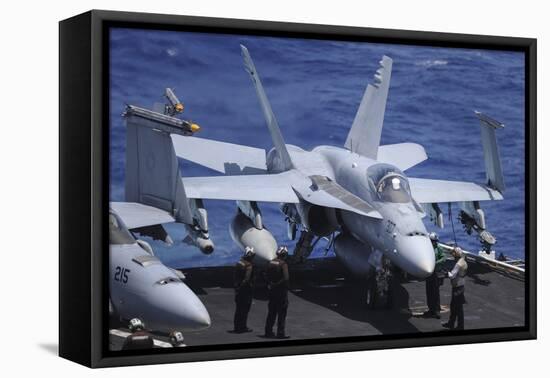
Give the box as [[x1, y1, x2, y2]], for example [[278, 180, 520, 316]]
[[59, 9, 537, 368]]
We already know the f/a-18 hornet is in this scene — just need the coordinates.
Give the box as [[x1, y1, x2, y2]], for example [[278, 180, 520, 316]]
[[121, 45, 504, 285], [110, 88, 210, 333], [109, 204, 211, 333]]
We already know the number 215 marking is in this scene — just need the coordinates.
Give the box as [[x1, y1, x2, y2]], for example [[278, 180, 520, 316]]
[[114, 266, 130, 283]]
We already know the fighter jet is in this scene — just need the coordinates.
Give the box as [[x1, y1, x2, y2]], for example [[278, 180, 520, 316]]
[[122, 45, 505, 284], [109, 203, 211, 332]]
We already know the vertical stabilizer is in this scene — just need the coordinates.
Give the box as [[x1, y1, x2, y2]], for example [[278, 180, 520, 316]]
[[345, 56, 393, 159], [241, 45, 293, 171], [475, 111, 505, 193]]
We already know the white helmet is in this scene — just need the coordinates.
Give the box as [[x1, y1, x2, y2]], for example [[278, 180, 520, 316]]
[[453, 246, 464, 257], [276, 246, 289, 258], [429, 232, 439, 242], [169, 331, 185, 346], [391, 177, 401, 190], [244, 246, 255, 258], [129, 318, 144, 332]]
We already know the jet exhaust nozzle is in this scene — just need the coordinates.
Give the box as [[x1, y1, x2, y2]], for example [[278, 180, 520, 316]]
[[184, 226, 215, 254], [196, 238, 214, 254]]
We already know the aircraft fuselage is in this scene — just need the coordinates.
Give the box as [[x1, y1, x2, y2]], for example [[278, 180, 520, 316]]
[[110, 243, 212, 332], [109, 211, 211, 332], [268, 145, 435, 278]]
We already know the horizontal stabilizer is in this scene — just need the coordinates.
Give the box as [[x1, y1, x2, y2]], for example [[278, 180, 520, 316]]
[[171, 135, 267, 175], [377, 143, 427, 171], [110, 202, 175, 229], [125, 112, 194, 224], [409, 178, 503, 204]]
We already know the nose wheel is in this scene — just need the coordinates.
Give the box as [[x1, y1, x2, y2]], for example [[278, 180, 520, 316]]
[[364, 257, 393, 309]]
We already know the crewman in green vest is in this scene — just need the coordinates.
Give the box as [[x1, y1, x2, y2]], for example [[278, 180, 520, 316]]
[[424, 232, 447, 319]]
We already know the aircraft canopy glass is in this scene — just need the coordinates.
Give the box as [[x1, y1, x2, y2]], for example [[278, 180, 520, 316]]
[[376, 174, 411, 203], [367, 163, 412, 203], [109, 212, 135, 245]]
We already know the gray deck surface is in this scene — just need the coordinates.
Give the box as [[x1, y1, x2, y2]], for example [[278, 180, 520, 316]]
[[110, 257, 525, 350]]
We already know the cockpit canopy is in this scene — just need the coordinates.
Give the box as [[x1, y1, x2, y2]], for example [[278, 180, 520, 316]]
[[109, 211, 135, 245], [367, 163, 412, 203], [376, 174, 411, 203]]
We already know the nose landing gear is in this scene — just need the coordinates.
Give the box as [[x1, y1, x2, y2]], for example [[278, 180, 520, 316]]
[[365, 255, 393, 309]]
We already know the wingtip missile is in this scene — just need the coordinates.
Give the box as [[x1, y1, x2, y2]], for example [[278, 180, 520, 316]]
[[190, 122, 201, 133], [124, 104, 200, 136], [165, 88, 185, 115]]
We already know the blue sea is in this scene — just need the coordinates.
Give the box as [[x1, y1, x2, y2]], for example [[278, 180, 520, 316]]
[[109, 28, 525, 269]]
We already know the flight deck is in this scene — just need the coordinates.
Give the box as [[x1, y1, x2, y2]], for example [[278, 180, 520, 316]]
[[109, 254, 525, 350]]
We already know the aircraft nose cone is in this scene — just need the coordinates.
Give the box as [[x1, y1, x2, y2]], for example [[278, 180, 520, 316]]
[[183, 301, 211, 329], [151, 284, 211, 331], [172, 287, 211, 330], [395, 235, 435, 278]]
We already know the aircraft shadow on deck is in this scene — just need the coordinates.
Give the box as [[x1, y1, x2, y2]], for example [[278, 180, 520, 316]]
[[181, 259, 421, 335], [290, 274, 419, 335]]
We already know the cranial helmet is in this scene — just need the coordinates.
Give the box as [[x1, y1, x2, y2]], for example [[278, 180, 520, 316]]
[[129, 318, 144, 332], [453, 246, 464, 257], [391, 177, 401, 190], [244, 246, 256, 259], [169, 331, 185, 346], [276, 246, 289, 258]]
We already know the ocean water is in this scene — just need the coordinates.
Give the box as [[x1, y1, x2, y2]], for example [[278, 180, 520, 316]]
[[109, 28, 526, 269]]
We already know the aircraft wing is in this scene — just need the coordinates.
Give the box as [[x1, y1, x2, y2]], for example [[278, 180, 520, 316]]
[[171, 135, 267, 175], [182, 171, 382, 218], [409, 177, 503, 204], [377, 143, 428, 171], [294, 175, 382, 219], [110, 202, 175, 229], [182, 171, 300, 203]]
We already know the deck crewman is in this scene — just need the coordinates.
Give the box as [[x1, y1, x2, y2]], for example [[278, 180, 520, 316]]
[[264, 246, 290, 339], [232, 246, 256, 333], [121, 318, 154, 350], [424, 232, 447, 319], [443, 247, 468, 330]]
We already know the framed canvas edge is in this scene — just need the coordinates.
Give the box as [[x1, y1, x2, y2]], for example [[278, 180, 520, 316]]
[[66, 9, 537, 368]]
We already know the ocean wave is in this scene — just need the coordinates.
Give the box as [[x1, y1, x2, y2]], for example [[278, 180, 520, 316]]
[[166, 47, 178, 57], [415, 59, 449, 67]]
